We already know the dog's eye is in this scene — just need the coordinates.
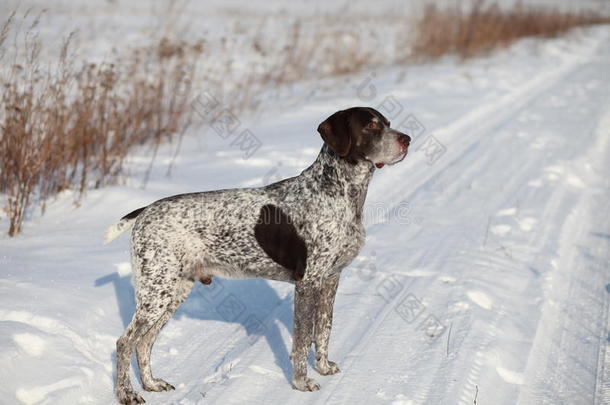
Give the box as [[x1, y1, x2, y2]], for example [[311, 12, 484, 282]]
[[367, 122, 381, 130]]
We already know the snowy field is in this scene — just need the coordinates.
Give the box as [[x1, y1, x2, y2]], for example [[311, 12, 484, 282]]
[[1, 1, 609, 405]]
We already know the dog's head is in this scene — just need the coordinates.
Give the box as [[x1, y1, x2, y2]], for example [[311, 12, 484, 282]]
[[317, 107, 410, 168]]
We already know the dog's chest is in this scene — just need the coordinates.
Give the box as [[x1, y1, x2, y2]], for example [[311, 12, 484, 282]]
[[329, 222, 365, 272], [304, 200, 366, 273]]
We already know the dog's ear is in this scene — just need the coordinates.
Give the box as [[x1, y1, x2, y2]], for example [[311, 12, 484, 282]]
[[317, 110, 352, 156]]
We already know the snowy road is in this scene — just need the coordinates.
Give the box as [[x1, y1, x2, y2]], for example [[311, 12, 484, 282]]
[[1, 26, 609, 405]]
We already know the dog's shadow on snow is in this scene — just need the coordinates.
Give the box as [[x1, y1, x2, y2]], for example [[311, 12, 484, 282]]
[[95, 273, 294, 385]]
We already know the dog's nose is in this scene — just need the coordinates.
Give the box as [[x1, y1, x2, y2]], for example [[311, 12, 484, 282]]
[[398, 133, 411, 146]]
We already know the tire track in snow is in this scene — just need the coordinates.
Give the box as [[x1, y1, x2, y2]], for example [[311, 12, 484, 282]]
[[425, 53, 610, 405], [516, 101, 610, 405], [590, 106, 610, 405]]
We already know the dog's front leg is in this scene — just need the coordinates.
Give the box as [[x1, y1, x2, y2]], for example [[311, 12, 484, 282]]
[[291, 278, 321, 391], [314, 273, 341, 375]]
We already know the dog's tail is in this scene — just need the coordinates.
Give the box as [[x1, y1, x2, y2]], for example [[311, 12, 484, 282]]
[[104, 207, 146, 244]]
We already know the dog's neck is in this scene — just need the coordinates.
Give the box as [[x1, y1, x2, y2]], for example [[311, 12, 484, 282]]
[[302, 145, 375, 214]]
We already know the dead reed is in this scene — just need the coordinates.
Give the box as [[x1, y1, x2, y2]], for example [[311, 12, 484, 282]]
[[411, 0, 610, 61], [0, 11, 202, 236]]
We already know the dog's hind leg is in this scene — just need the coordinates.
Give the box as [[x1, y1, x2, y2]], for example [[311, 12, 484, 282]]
[[116, 253, 185, 404], [116, 311, 162, 404], [136, 279, 194, 392]]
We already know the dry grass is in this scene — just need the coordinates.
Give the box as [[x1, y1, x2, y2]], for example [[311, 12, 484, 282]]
[[0, 11, 202, 236], [271, 20, 375, 82], [411, 0, 610, 61]]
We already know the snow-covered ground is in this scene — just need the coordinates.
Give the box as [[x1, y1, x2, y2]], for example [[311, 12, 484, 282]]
[[1, 2, 610, 405]]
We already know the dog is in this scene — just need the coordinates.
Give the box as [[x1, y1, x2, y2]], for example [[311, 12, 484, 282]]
[[105, 106, 410, 404]]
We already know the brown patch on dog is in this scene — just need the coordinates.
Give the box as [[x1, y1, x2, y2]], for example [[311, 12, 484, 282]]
[[254, 204, 307, 281]]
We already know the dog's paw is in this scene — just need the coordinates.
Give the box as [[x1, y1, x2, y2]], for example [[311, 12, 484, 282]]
[[143, 378, 175, 392], [292, 377, 321, 391], [316, 359, 341, 375], [117, 389, 145, 404]]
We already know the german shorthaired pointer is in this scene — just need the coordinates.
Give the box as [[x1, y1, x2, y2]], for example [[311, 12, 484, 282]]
[[105, 106, 410, 404]]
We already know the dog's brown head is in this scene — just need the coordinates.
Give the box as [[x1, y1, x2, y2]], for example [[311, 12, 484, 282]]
[[317, 107, 410, 168]]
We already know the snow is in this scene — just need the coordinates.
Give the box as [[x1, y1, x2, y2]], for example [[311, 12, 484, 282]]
[[13, 333, 46, 357], [1, 2, 610, 405]]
